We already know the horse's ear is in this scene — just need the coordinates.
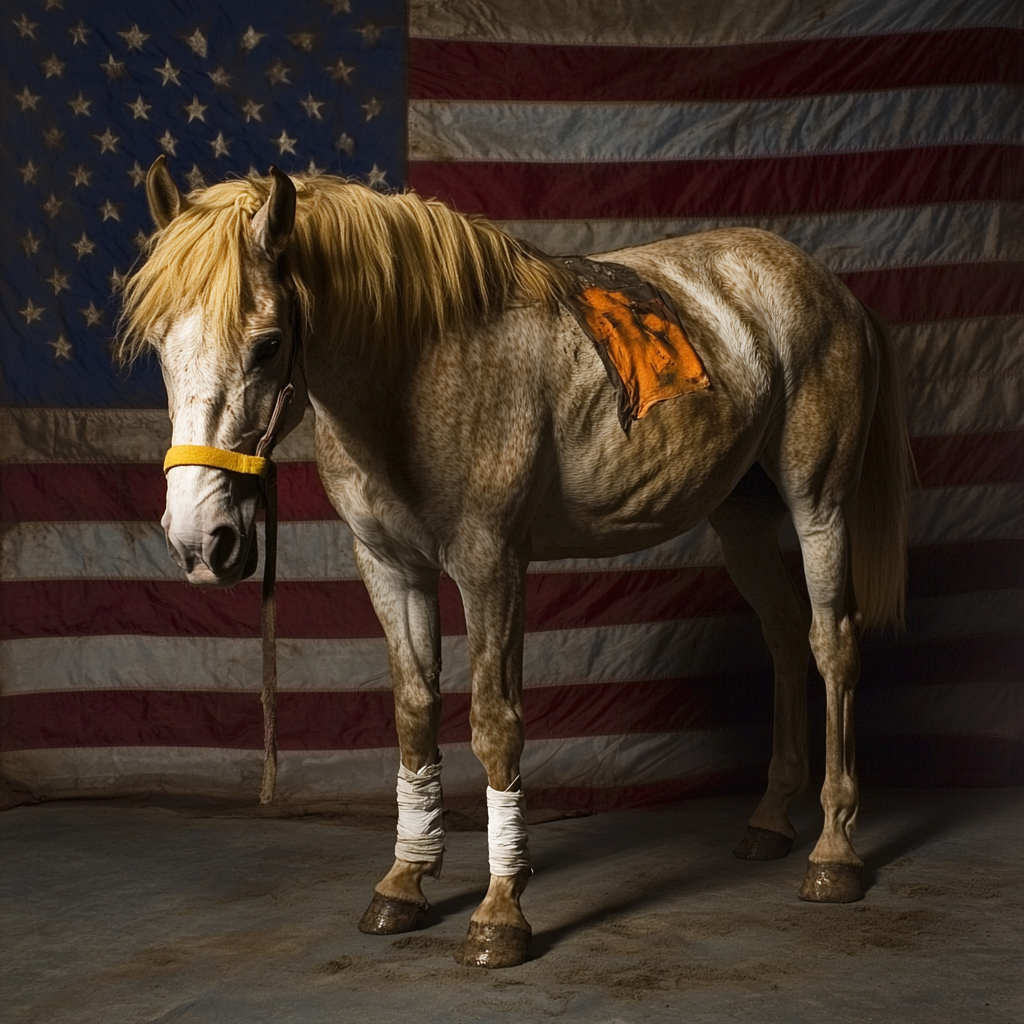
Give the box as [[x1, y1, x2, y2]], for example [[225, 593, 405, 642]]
[[146, 155, 190, 229], [251, 166, 296, 256]]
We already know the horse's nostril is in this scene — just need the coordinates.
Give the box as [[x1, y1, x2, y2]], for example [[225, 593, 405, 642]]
[[203, 525, 239, 575]]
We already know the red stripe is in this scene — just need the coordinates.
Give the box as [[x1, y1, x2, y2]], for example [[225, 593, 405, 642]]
[[2, 540, 1020, 640], [407, 146, 1023, 220], [0, 569, 743, 640], [839, 263, 1024, 322], [0, 673, 771, 752], [911, 431, 1024, 489], [0, 461, 340, 524], [2, 636, 1018, 752], [858, 735, 1024, 788], [2, 431, 1020, 525], [527, 734, 1024, 808], [410, 29, 1024, 102]]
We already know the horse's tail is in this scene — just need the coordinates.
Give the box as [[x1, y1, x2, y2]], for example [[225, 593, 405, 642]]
[[850, 303, 917, 631]]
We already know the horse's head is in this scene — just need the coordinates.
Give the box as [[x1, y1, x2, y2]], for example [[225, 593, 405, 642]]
[[131, 157, 308, 587]]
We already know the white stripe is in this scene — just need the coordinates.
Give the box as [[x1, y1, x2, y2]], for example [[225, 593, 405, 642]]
[[410, 0, 1020, 46], [0, 406, 317, 465], [2, 319, 1020, 466], [3, 590, 1018, 697], [0, 728, 769, 801], [408, 87, 1024, 163], [3, 485, 1020, 582], [897, 316, 1024, 436], [498, 203, 1024, 268]]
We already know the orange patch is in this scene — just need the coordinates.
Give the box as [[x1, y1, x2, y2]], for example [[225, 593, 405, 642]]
[[576, 286, 710, 421]]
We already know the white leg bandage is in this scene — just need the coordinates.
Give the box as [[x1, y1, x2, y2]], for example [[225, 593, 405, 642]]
[[487, 785, 531, 876], [394, 761, 445, 864]]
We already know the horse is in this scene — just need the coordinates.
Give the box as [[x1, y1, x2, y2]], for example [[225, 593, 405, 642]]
[[119, 156, 914, 969]]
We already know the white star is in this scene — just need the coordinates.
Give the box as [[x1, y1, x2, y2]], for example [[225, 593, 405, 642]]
[[300, 93, 326, 119], [265, 61, 291, 85], [68, 20, 89, 45], [100, 53, 126, 80], [272, 130, 297, 155], [185, 164, 206, 190], [366, 164, 387, 189], [306, 158, 324, 175], [109, 268, 128, 293], [42, 127, 64, 149], [240, 98, 264, 122], [15, 86, 40, 111], [155, 58, 182, 86], [13, 14, 38, 38], [208, 66, 232, 87], [325, 58, 354, 83], [127, 161, 146, 187], [118, 24, 149, 51], [209, 131, 230, 158], [81, 302, 104, 326], [184, 95, 207, 122], [68, 92, 93, 116], [46, 269, 70, 294], [44, 1, 63, 10], [133, 230, 149, 249], [324, 0, 350, 12], [356, 23, 381, 44], [41, 54, 65, 78], [21, 230, 41, 256], [70, 165, 92, 187], [99, 199, 121, 222], [19, 299, 44, 324], [289, 32, 316, 51], [186, 29, 207, 58], [72, 233, 96, 259], [127, 94, 152, 120], [41, 193, 63, 218], [362, 96, 382, 120], [51, 334, 73, 360], [95, 127, 119, 154], [240, 26, 266, 51], [158, 129, 178, 156], [336, 132, 355, 155], [20, 159, 39, 184]]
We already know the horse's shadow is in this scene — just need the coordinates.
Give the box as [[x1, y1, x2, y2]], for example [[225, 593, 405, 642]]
[[520, 790, 999, 958]]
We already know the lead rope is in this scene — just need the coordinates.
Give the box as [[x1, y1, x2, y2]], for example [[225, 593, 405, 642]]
[[255, 383, 294, 805]]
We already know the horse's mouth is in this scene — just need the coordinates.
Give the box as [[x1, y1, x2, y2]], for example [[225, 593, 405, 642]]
[[180, 526, 260, 588]]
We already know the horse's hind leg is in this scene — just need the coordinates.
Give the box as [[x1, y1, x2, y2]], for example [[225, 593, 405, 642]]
[[790, 501, 865, 903], [353, 541, 445, 934], [709, 464, 811, 860]]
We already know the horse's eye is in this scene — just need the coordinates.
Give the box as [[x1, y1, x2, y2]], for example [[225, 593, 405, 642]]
[[252, 334, 281, 365]]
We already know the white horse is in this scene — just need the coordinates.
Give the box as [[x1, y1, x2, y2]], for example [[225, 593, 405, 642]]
[[120, 157, 913, 968]]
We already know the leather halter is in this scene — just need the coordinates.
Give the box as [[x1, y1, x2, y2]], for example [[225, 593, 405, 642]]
[[162, 317, 300, 806]]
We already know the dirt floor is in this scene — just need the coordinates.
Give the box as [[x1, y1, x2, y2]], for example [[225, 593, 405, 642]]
[[2, 786, 1022, 1023]]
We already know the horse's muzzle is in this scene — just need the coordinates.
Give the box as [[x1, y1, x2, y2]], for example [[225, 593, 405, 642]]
[[164, 518, 259, 588]]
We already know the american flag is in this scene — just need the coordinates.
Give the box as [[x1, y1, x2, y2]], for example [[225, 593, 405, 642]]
[[2, 0, 1022, 808]]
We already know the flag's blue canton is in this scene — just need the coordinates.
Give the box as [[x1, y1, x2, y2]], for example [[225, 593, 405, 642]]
[[1, 0, 406, 408]]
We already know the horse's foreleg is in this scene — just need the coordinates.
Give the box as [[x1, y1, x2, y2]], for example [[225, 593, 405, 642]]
[[709, 468, 811, 860], [353, 542, 444, 934], [453, 556, 532, 969], [794, 517, 865, 903]]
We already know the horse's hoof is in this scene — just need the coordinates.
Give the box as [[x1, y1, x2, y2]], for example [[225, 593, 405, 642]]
[[798, 861, 864, 903], [453, 921, 531, 968], [733, 826, 794, 860], [357, 892, 429, 934]]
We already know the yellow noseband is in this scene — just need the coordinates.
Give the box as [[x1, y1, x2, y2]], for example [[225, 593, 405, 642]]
[[162, 444, 271, 478]]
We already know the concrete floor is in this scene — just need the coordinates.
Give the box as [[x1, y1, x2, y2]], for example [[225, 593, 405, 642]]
[[2, 787, 1022, 1024]]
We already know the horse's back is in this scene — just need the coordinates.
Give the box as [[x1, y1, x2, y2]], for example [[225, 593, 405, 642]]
[[529, 228, 873, 560]]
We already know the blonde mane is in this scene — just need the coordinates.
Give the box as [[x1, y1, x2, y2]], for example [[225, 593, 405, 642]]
[[118, 174, 570, 364]]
